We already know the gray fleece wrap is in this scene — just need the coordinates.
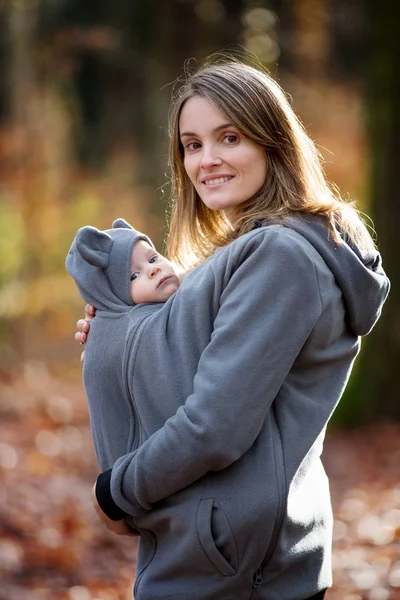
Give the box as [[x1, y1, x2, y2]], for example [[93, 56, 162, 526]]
[[68, 215, 389, 600]]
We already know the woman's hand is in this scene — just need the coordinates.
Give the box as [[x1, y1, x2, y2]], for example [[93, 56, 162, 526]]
[[92, 483, 139, 537], [75, 304, 96, 363]]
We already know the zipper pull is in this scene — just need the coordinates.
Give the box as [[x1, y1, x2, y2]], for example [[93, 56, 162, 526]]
[[253, 567, 263, 588]]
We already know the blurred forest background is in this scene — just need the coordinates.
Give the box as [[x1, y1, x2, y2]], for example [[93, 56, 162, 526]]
[[0, 0, 399, 599]]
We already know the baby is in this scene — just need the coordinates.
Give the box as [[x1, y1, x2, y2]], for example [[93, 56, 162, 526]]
[[68, 217, 180, 308], [66, 218, 183, 511]]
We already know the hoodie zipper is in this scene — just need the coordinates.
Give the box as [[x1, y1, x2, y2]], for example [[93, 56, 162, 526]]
[[122, 315, 150, 449], [252, 423, 287, 588], [123, 317, 157, 598]]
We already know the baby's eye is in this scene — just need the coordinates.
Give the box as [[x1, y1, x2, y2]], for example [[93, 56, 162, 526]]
[[222, 133, 239, 145], [149, 255, 158, 264], [130, 272, 140, 281]]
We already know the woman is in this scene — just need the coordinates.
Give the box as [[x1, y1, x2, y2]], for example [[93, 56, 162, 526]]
[[76, 58, 389, 600]]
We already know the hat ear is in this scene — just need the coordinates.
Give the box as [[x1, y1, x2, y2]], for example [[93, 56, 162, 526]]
[[75, 226, 112, 268], [112, 218, 134, 230]]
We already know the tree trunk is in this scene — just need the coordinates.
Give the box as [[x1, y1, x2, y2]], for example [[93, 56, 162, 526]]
[[348, 0, 400, 421]]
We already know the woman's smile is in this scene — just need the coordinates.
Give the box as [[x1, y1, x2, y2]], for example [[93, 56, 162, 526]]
[[179, 95, 267, 220], [202, 175, 234, 186]]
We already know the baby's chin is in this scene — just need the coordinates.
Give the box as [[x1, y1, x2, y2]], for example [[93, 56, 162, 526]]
[[156, 289, 179, 303]]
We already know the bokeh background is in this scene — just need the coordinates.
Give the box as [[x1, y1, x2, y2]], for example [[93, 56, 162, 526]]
[[0, 1, 399, 599]]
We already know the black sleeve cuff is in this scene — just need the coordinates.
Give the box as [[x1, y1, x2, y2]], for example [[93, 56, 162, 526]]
[[95, 469, 127, 521]]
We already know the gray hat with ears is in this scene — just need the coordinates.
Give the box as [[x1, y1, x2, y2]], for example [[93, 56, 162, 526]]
[[66, 218, 155, 311]]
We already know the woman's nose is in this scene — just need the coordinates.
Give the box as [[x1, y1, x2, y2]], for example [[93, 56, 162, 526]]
[[200, 145, 222, 169]]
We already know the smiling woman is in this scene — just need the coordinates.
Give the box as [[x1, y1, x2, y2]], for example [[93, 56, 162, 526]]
[[74, 57, 389, 600]]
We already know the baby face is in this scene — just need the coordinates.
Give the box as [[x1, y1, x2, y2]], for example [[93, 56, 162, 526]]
[[130, 240, 180, 304]]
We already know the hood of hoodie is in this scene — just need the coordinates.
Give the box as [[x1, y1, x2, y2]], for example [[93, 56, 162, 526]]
[[281, 215, 390, 336], [66, 218, 155, 313]]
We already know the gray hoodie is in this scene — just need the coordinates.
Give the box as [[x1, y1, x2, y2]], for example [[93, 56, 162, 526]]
[[67, 215, 389, 600]]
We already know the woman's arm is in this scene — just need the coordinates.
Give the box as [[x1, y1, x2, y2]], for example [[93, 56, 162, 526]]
[[96, 230, 324, 519]]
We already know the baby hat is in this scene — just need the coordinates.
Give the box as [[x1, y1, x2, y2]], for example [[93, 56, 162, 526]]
[[66, 218, 155, 310]]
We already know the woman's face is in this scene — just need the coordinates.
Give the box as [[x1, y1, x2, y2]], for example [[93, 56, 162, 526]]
[[179, 95, 267, 222]]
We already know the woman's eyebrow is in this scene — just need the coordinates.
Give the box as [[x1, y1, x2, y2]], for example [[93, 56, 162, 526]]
[[180, 123, 233, 138]]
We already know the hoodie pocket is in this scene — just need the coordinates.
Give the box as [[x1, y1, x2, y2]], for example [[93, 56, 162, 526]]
[[196, 498, 238, 577]]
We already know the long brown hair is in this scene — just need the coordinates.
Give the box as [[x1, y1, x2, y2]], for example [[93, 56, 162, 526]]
[[167, 57, 375, 268]]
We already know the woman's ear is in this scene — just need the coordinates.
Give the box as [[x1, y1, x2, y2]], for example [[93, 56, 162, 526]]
[[75, 226, 112, 268], [112, 218, 134, 230]]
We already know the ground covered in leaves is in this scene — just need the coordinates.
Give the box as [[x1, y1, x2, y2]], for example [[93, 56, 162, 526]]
[[0, 362, 399, 600]]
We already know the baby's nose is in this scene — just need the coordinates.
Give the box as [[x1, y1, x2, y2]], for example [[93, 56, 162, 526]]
[[149, 265, 161, 278]]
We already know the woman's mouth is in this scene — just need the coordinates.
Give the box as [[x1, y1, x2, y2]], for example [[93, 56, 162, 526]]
[[202, 176, 234, 187]]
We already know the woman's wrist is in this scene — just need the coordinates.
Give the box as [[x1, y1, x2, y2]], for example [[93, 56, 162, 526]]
[[95, 469, 127, 521]]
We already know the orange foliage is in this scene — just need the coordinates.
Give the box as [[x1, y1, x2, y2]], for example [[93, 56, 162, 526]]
[[0, 363, 399, 599]]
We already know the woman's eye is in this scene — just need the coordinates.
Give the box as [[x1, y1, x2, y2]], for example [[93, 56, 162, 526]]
[[149, 256, 158, 264], [223, 133, 238, 145], [130, 272, 139, 281], [185, 141, 201, 152]]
